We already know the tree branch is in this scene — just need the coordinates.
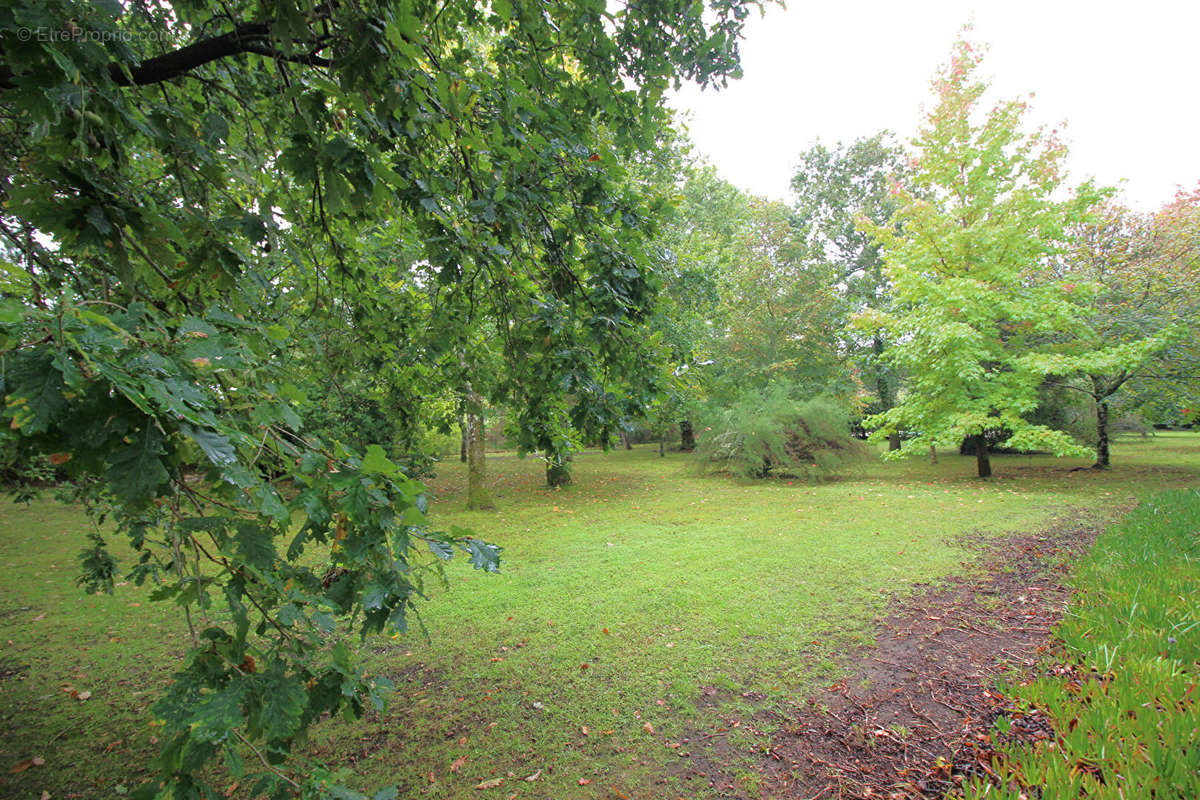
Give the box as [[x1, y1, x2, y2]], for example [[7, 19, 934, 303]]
[[0, 21, 331, 91]]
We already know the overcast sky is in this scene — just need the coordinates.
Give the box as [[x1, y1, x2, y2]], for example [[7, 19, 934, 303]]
[[669, 0, 1200, 211]]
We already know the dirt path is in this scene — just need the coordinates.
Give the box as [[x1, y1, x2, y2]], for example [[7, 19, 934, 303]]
[[721, 511, 1116, 799]]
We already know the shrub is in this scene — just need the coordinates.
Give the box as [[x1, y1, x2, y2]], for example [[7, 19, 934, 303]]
[[699, 386, 866, 480]]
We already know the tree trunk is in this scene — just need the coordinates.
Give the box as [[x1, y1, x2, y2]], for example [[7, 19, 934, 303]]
[[1094, 401, 1110, 469], [458, 413, 468, 463], [621, 430, 632, 450], [545, 456, 572, 487], [465, 399, 494, 510], [887, 432, 901, 452], [679, 419, 696, 452], [658, 434, 665, 457], [974, 434, 992, 478], [929, 445, 938, 464]]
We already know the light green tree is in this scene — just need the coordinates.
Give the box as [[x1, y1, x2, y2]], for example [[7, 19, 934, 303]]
[[856, 39, 1105, 478]]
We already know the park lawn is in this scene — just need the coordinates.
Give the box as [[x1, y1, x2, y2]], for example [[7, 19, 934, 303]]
[[0, 432, 1198, 799]]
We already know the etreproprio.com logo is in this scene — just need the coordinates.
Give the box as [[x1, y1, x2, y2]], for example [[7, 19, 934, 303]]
[[14, 26, 173, 43]]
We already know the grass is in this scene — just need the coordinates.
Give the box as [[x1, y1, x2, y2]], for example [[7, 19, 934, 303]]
[[961, 487, 1200, 799], [0, 432, 1198, 799]]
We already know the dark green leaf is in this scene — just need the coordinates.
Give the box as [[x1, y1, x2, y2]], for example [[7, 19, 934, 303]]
[[105, 425, 170, 506], [181, 423, 238, 466]]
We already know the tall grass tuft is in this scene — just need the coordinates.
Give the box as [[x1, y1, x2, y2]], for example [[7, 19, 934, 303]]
[[698, 385, 866, 481]]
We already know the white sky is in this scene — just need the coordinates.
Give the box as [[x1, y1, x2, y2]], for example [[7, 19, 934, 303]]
[[670, 0, 1200, 211]]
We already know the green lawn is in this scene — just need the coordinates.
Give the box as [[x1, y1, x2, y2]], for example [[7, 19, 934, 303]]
[[1, 433, 1198, 799]]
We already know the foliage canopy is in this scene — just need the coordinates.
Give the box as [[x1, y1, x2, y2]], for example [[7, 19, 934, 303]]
[[0, 0, 763, 794], [857, 39, 1107, 476]]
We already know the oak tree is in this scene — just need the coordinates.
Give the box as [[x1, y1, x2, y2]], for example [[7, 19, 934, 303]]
[[0, 0, 763, 794]]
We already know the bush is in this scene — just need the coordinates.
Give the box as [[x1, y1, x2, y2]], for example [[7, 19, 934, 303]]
[[698, 386, 866, 480]]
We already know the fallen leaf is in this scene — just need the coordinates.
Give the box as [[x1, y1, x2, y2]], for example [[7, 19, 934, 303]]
[[643, 722, 655, 734], [580, 726, 589, 736], [578, 778, 592, 786], [450, 756, 468, 773], [458, 737, 467, 747], [524, 769, 541, 782], [31, 757, 44, 766], [9, 759, 35, 774], [76, 690, 92, 701], [475, 778, 503, 790]]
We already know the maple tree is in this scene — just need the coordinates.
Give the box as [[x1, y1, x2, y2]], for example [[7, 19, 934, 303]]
[[856, 39, 1106, 478]]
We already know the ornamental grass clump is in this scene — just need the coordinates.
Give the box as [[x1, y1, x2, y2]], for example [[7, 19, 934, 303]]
[[699, 386, 866, 480]]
